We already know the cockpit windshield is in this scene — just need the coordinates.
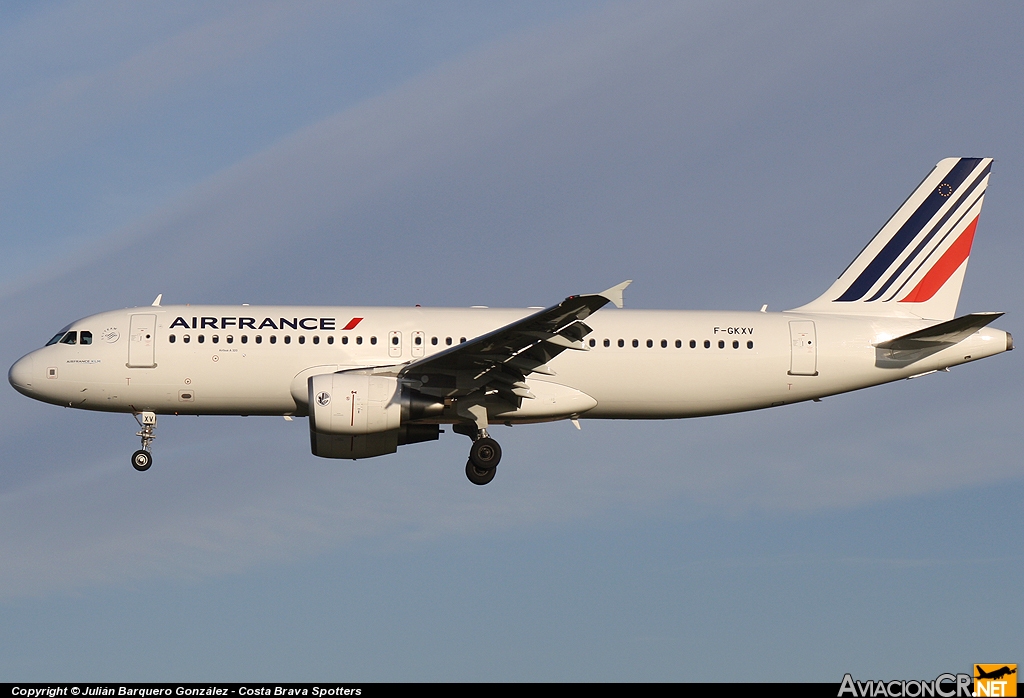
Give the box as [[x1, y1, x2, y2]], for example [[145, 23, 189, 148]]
[[44, 324, 73, 346]]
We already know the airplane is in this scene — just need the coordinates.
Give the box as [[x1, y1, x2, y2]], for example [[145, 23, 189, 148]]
[[8, 157, 1012, 485], [975, 666, 1016, 681]]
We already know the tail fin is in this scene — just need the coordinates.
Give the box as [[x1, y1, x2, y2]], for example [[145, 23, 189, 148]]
[[792, 157, 993, 320]]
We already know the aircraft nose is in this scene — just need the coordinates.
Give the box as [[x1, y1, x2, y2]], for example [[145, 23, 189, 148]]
[[8, 353, 37, 395]]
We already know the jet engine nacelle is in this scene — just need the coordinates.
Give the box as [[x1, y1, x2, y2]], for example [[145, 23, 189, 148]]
[[308, 372, 401, 435], [307, 372, 445, 459]]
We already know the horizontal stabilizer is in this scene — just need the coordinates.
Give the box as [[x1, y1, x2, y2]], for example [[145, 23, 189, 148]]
[[874, 312, 1003, 351]]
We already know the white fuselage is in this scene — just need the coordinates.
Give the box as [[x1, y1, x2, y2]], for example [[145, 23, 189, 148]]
[[8, 304, 1010, 422]]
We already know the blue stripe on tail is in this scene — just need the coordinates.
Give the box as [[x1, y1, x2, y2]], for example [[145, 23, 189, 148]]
[[835, 158, 982, 302], [864, 162, 990, 302]]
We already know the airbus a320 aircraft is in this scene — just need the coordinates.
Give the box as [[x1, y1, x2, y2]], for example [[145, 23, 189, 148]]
[[8, 158, 1012, 484]]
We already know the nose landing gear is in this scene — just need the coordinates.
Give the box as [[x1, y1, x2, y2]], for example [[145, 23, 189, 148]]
[[131, 411, 157, 472]]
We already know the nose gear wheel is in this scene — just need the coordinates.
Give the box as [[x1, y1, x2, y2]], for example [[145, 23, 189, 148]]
[[132, 449, 152, 471]]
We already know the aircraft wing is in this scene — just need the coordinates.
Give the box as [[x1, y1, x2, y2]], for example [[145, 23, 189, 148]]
[[398, 281, 631, 404], [874, 312, 1004, 351]]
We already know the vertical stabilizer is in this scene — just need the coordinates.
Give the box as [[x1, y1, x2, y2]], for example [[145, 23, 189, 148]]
[[791, 158, 992, 320]]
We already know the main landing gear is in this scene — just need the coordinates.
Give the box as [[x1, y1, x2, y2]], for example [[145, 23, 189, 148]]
[[465, 436, 502, 485], [131, 411, 157, 472], [455, 401, 503, 485]]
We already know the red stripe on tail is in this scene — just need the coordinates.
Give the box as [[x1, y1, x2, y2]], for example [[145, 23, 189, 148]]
[[899, 216, 979, 303]]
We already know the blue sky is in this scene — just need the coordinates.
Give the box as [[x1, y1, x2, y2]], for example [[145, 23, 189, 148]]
[[1, 1, 1022, 681]]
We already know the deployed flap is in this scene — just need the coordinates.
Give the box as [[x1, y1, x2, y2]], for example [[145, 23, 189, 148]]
[[874, 312, 1003, 351], [399, 285, 625, 404]]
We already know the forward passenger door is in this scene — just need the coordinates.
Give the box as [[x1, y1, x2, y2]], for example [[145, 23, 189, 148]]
[[128, 314, 157, 368]]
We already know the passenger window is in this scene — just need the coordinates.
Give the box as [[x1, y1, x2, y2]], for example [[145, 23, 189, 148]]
[[689, 340, 696, 348], [329, 336, 335, 345], [718, 340, 725, 349], [660, 339, 667, 348], [618, 339, 624, 347], [255, 335, 262, 344], [675, 340, 682, 348], [646, 339, 653, 348], [270, 336, 277, 344], [603, 339, 610, 347], [198, 335, 205, 344], [415, 336, 422, 346], [298, 336, 305, 345], [169, 335, 176, 344], [60, 331, 77, 345], [460, 337, 466, 343], [183, 335, 191, 344], [392, 336, 399, 345], [284, 336, 291, 344], [733, 340, 739, 349], [370, 336, 377, 345], [313, 336, 319, 345], [356, 336, 363, 345], [632, 339, 639, 348], [227, 335, 234, 344], [431, 337, 438, 345], [212, 335, 219, 344], [446, 337, 453, 346], [704, 340, 710, 348], [340, 336, 347, 344], [80, 331, 93, 345], [747, 341, 754, 349], [241, 336, 248, 344]]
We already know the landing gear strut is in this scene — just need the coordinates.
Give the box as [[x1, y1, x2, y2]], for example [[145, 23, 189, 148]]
[[132, 411, 156, 472]]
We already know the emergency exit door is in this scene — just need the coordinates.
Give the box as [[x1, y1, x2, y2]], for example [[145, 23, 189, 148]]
[[388, 331, 402, 358], [788, 320, 817, 376], [411, 331, 425, 357], [128, 314, 157, 368]]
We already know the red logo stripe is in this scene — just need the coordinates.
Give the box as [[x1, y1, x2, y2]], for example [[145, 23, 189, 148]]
[[341, 317, 363, 330], [899, 216, 979, 303]]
